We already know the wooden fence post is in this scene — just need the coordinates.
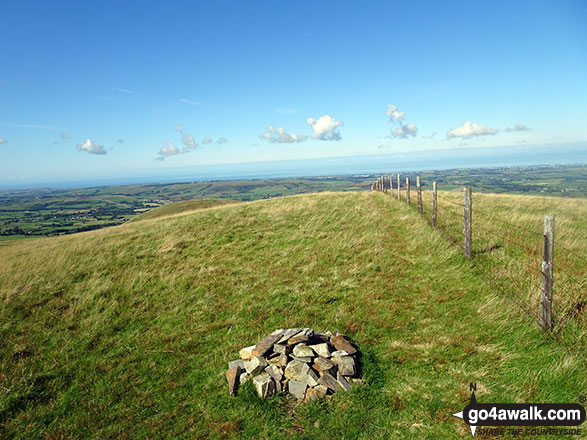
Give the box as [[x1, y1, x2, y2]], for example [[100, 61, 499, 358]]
[[397, 174, 401, 200], [540, 214, 555, 330], [463, 186, 472, 258], [417, 176, 422, 213], [389, 175, 392, 195], [432, 181, 437, 227], [406, 177, 410, 205]]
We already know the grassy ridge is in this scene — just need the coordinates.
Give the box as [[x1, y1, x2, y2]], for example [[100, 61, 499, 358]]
[[0, 192, 585, 439], [131, 198, 239, 222]]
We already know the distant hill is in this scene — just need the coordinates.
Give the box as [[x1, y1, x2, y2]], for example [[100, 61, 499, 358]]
[[0, 191, 584, 438], [132, 198, 239, 221]]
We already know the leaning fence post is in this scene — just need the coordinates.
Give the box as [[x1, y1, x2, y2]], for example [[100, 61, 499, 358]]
[[389, 175, 392, 195], [432, 181, 437, 227], [406, 177, 410, 205], [540, 214, 555, 330], [417, 176, 422, 213], [463, 186, 472, 258], [397, 174, 401, 200]]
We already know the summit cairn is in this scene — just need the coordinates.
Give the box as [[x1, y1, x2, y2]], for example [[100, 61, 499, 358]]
[[226, 328, 362, 401]]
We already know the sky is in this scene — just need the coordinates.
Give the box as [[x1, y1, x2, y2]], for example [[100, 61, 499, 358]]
[[1, 0, 586, 187]]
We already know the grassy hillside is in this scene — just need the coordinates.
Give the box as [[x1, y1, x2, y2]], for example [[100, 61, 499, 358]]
[[0, 191, 585, 439], [131, 198, 239, 222]]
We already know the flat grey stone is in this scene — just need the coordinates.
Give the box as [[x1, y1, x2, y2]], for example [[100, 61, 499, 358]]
[[277, 328, 301, 344], [312, 356, 334, 373], [265, 365, 283, 382], [284, 360, 318, 386], [292, 344, 314, 358], [331, 355, 355, 376], [253, 373, 276, 399], [228, 359, 245, 370], [273, 343, 291, 354], [288, 379, 307, 400], [287, 328, 313, 345], [330, 350, 349, 357], [291, 355, 313, 363], [317, 372, 343, 391], [308, 343, 330, 358], [244, 356, 268, 374], [337, 372, 351, 391]]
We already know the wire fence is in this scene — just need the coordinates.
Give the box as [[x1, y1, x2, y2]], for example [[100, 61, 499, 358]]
[[370, 174, 586, 359]]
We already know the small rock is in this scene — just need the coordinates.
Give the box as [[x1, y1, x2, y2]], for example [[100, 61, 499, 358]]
[[331, 355, 355, 376], [273, 344, 290, 354], [253, 373, 276, 399], [265, 365, 283, 382], [244, 356, 268, 374], [337, 372, 351, 391], [291, 355, 313, 363], [226, 366, 240, 396], [288, 379, 307, 400], [265, 365, 283, 393], [277, 328, 301, 344], [252, 330, 284, 357], [312, 357, 334, 373], [330, 350, 349, 357], [284, 360, 319, 386], [308, 343, 330, 358], [287, 328, 313, 345], [314, 384, 328, 399], [239, 345, 256, 360], [267, 353, 288, 368], [240, 372, 251, 384], [330, 335, 357, 355], [305, 387, 322, 402], [292, 344, 314, 358], [228, 359, 245, 370], [317, 372, 343, 391]]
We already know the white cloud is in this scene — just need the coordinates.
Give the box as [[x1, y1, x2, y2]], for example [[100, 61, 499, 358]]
[[181, 133, 198, 149], [202, 137, 213, 144], [173, 125, 183, 132], [259, 125, 308, 143], [217, 137, 228, 144], [386, 104, 405, 122], [116, 88, 132, 94], [60, 131, 70, 141], [306, 115, 343, 141], [446, 121, 498, 139], [179, 98, 202, 106], [391, 123, 418, 138], [386, 104, 417, 139], [76, 138, 106, 155], [156, 140, 189, 161], [504, 123, 530, 132], [0, 137, 6, 144]]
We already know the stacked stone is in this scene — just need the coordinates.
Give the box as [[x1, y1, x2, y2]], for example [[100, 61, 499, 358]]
[[226, 328, 361, 402]]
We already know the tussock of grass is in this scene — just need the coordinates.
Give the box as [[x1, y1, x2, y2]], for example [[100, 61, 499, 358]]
[[0, 191, 585, 439]]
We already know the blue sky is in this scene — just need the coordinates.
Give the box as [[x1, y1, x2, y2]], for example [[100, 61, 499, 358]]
[[1, 1, 586, 186]]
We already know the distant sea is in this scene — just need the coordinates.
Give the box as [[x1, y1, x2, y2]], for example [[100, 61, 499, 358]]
[[2, 142, 586, 190]]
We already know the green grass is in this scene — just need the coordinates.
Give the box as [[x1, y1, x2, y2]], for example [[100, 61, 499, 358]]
[[0, 191, 585, 439], [131, 198, 239, 222]]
